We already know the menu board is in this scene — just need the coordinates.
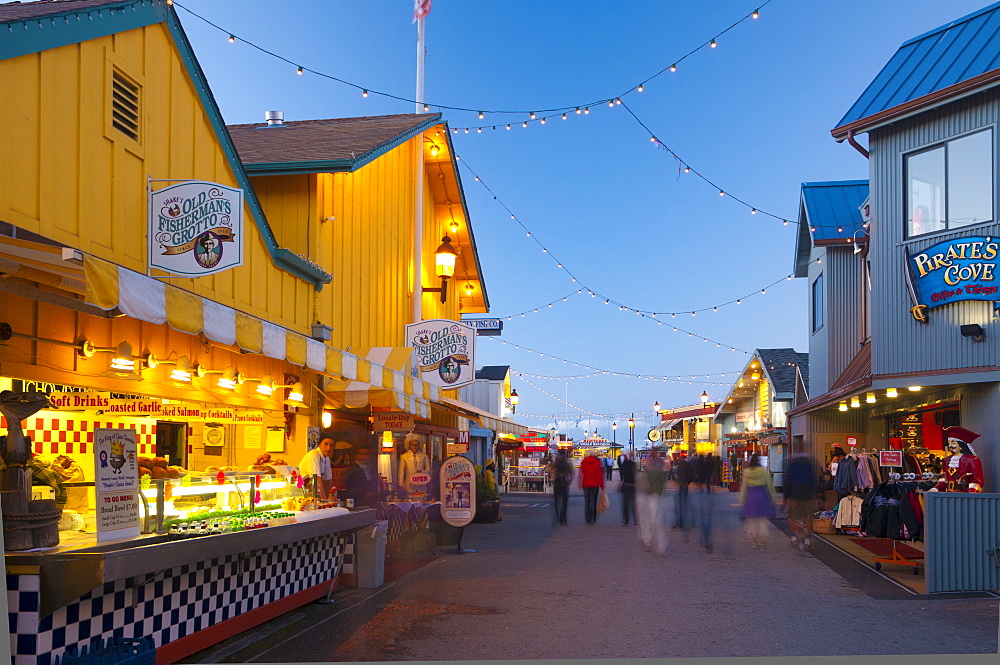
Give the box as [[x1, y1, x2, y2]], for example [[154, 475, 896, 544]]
[[93, 428, 141, 541], [439, 455, 476, 527]]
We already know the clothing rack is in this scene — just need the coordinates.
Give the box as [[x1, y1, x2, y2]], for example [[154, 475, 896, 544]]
[[869, 473, 922, 574]]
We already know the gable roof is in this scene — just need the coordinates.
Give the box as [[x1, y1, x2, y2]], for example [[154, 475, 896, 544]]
[[227, 114, 443, 175], [833, 2, 1000, 139], [475, 366, 510, 381], [757, 348, 806, 397], [0, 0, 331, 289], [794, 180, 869, 277]]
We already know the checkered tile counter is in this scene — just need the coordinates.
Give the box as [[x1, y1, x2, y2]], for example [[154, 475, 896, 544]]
[[8, 531, 356, 665]]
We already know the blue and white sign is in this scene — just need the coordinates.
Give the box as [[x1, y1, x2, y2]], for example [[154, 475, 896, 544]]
[[908, 236, 999, 310], [462, 318, 504, 336]]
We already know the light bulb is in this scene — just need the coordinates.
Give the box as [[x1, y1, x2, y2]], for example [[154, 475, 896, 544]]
[[478, 111, 484, 119], [522, 121, 528, 128], [506, 124, 511, 130], [296, 66, 303, 75], [752, 9, 759, 18], [228, 34, 235, 43], [562, 113, 567, 120], [575, 107, 582, 114], [751, 208, 757, 214], [608, 100, 615, 107], [362, 89, 368, 97], [424, 104, 429, 111], [670, 64, 677, 72], [638, 83, 644, 92], [710, 38, 717, 48], [530, 112, 536, 119], [584, 107, 590, 114]]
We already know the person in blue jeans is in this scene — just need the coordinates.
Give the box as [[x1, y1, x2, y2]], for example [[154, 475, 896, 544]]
[[546, 452, 574, 525], [618, 453, 637, 525]]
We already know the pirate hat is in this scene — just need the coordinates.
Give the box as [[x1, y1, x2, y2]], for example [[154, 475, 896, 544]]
[[944, 427, 980, 445]]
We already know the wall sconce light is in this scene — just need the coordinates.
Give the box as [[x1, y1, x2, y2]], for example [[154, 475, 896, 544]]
[[886, 387, 898, 398], [464, 283, 474, 297], [217, 367, 246, 390], [109, 341, 136, 373], [169, 356, 192, 383], [866, 391, 876, 403], [254, 375, 275, 396], [850, 395, 861, 408], [286, 382, 305, 403], [751, 371, 760, 380], [429, 143, 440, 157], [422, 236, 458, 303], [839, 401, 848, 411], [382, 430, 395, 448], [960, 323, 985, 342], [321, 410, 333, 428], [907, 386, 922, 392]]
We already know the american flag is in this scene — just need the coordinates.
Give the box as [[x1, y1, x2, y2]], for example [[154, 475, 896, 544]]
[[413, 0, 432, 22]]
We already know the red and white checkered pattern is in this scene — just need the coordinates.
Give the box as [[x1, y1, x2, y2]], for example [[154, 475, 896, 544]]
[[0, 415, 155, 455]]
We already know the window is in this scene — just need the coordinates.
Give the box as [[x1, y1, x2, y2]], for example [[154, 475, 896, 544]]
[[905, 128, 993, 237], [811, 273, 823, 333]]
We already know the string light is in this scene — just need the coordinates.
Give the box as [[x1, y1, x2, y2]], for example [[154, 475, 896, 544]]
[[710, 38, 717, 48], [227, 34, 235, 43], [506, 357, 739, 384], [459, 153, 824, 319], [296, 66, 303, 75], [752, 8, 760, 19], [362, 89, 368, 97]]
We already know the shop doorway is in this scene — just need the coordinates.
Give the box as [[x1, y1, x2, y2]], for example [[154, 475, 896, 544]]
[[156, 422, 187, 467]]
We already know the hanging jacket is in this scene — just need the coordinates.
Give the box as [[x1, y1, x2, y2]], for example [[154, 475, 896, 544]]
[[833, 455, 858, 494], [860, 482, 921, 540]]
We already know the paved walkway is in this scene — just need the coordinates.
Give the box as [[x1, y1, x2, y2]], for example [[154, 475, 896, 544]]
[[181, 485, 999, 663]]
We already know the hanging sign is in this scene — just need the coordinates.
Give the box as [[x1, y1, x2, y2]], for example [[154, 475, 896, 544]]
[[47, 392, 111, 410], [373, 412, 414, 432], [405, 319, 476, 389], [232, 410, 266, 425], [106, 398, 162, 416], [205, 407, 236, 423], [160, 404, 203, 420], [461, 318, 504, 336], [907, 236, 1000, 317], [879, 450, 903, 467], [439, 455, 476, 527], [149, 180, 244, 277]]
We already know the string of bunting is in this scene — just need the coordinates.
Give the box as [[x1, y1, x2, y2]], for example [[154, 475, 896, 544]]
[[171, 0, 771, 123]]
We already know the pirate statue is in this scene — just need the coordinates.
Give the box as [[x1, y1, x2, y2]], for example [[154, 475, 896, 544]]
[[929, 426, 985, 493]]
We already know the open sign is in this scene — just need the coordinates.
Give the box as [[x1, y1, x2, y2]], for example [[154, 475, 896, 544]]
[[410, 472, 431, 486]]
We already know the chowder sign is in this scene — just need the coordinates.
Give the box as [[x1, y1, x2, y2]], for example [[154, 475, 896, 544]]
[[149, 180, 243, 277], [907, 236, 1000, 318], [404, 319, 475, 389]]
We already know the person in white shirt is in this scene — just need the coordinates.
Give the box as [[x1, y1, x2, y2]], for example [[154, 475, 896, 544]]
[[298, 436, 335, 499], [397, 433, 430, 495]]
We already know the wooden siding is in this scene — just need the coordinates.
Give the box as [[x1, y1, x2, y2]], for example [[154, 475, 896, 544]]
[[826, 246, 865, 387], [0, 24, 313, 333], [252, 134, 469, 351], [806, 244, 829, 396], [868, 89, 1000, 376]]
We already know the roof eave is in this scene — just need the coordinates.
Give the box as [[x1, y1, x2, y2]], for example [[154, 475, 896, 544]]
[[832, 69, 1000, 140]]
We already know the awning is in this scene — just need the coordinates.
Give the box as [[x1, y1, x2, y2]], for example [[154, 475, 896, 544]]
[[438, 397, 530, 437], [654, 418, 681, 431], [81, 254, 442, 415]]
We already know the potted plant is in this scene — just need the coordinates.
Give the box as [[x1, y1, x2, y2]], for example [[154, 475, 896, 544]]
[[474, 464, 501, 523]]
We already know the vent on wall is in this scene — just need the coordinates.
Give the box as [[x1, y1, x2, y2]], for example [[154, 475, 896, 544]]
[[111, 69, 140, 142]]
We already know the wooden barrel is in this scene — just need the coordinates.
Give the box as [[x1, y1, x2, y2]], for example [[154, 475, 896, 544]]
[[1, 490, 33, 551], [29, 499, 60, 548]]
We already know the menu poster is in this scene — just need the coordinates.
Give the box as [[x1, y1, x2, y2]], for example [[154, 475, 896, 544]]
[[439, 455, 476, 528], [93, 428, 141, 542], [265, 427, 285, 453], [244, 425, 263, 450]]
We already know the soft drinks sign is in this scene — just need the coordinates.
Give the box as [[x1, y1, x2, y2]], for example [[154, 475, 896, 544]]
[[405, 319, 475, 389]]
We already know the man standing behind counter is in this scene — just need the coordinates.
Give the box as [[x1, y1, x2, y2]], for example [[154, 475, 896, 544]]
[[398, 433, 430, 496], [298, 434, 335, 499]]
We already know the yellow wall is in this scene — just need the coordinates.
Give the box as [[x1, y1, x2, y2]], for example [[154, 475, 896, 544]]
[[0, 24, 313, 333], [251, 134, 471, 351]]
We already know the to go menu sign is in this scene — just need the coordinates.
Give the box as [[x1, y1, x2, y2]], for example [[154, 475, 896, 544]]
[[94, 428, 141, 541]]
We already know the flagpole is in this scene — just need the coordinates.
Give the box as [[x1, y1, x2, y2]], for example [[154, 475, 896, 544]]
[[412, 13, 426, 324]]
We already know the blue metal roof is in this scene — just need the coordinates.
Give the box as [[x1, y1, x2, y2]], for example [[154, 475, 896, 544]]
[[801, 180, 869, 241], [834, 2, 1000, 134]]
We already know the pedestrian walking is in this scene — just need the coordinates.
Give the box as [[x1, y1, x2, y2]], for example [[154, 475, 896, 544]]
[[636, 455, 669, 554], [604, 456, 614, 481], [618, 452, 637, 525], [703, 452, 718, 491], [693, 454, 706, 489], [546, 451, 574, 526], [579, 451, 605, 525], [784, 446, 819, 551], [739, 453, 778, 548], [694, 479, 715, 553], [673, 455, 694, 535]]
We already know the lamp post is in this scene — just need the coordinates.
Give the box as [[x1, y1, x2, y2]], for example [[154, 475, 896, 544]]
[[653, 401, 660, 415], [701, 391, 709, 406], [628, 413, 635, 455], [510, 388, 519, 414]]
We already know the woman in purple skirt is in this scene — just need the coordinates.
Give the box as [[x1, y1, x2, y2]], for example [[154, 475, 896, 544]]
[[739, 454, 777, 548]]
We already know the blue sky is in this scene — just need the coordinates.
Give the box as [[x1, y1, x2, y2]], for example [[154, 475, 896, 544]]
[[170, 0, 990, 439]]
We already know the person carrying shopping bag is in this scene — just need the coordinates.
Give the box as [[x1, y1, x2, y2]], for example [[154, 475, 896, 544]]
[[579, 450, 605, 525], [739, 453, 778, 549]]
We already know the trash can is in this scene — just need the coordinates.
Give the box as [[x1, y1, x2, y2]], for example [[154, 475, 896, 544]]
[[354, 520, 387, 589]]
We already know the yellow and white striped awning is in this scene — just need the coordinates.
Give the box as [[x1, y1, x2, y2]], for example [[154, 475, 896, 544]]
[[438, 397, 530, 437], [83, 255, 440, 416]]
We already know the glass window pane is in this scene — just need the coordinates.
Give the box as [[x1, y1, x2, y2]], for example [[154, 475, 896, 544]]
[[948, 129, 993, 228], [812, 274, 823, 332], [906, 147, 945, 237]]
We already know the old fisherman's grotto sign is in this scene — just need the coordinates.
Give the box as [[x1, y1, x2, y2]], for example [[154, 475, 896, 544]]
[[405, 319, 476, 389], [149, 180, 244, 277], [906, 236, 1000, 322]]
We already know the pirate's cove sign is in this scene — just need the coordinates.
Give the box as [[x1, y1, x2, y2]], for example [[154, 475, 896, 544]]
[[906, 236, 999, 321], [149, 180, 244, 277], [404, 319, 475, 389]]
